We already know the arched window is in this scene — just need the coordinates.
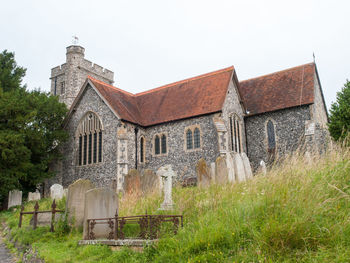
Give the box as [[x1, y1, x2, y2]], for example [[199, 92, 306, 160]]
[[140, 137, 145, 163], [155, 135, 160, 155], [230, 114, 241, 153], [186, 129, 193, 150], [76, 112, 103, 166], [194, 128, 200, 148], [161, 134, 167, 154], [267, 120, 276, 150]]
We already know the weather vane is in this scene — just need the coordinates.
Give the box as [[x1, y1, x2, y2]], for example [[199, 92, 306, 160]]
[[72, 35, 79, 45]]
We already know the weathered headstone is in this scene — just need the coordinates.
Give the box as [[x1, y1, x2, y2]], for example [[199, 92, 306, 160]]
[[8, 190, 22, 209], [83, 188, 118, 239], [66, 179, 95, 227], [123, 169, 141, 196], [157, 165, 176, 210], [241, 152, 253, 180], [215, 156, 229, 184], [141, 169, 161, 196], [226, 153, 236, 182], [233, 153, 246, 182], [196, 158, 211, 187], [28, 190, 41, 202], [50, 184, 64, 200], [259, 160, 267, 175]]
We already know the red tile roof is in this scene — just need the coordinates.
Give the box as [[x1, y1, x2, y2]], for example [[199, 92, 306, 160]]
[[238, 63, 315, 116], [88, 66, 234, 126]]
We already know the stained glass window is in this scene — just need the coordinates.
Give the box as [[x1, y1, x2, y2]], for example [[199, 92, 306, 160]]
[[155, 135, 160, 155], [267, 120, 276, 150], [161, 134, 167, 154], [186, 129, 193, 150], [194, 128, 200, 148]]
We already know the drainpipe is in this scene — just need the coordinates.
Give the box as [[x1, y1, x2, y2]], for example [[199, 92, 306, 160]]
[[135, 127, 138, 169]]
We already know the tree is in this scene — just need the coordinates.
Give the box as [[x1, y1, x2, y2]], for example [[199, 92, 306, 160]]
[[328, 80, 350, 141], [0, 50, 68, 206]]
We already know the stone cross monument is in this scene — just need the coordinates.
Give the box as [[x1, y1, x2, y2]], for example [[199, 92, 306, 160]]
[[157, 165, 175, 210]]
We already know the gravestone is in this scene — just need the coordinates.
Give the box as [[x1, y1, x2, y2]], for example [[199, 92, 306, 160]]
[[141, 169, 161, 196], [259, 160, 267, 175], [28, 190, 41, 202], [196, 158, 211, 187], [241, 152, 253, 180], [215, 156, 228, 184], [50, 184, 64, 200], [233, 153, 246, 182], [226, 153, 236, 182], [157, 165, 176, 210], [123, 169, 141, 196], [66, 179, 95, 227], [8, 190, 22, 209], [83, 188, 118, 239]]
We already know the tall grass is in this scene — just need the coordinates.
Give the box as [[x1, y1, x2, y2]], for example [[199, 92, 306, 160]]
[[117, 144, 350, 262], [1, 144, 350, 262]]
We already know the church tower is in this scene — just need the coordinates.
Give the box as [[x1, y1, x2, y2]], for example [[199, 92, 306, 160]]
[[50, 45, 114, 109]]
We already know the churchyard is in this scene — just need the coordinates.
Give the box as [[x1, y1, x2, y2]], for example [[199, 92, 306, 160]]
[[0, 145, 349, 262]]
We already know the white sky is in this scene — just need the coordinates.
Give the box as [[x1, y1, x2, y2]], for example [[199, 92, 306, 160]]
[[1, 0, 349, 110]]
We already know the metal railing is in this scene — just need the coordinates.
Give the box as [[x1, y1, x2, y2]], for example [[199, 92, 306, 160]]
[[86, 212, 183, 240], [18, 199, 64, 232]]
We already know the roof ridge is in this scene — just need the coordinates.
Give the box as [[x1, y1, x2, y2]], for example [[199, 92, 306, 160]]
[[135, 66, 234, 96], [87, 75, 136, 97], [239, 62, 314, 83]]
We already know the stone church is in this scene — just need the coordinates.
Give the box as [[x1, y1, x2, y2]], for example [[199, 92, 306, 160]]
[[50, 45, 329, 190]]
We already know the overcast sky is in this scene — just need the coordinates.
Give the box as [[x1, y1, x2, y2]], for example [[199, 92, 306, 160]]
[[1, 0, 349, 110]]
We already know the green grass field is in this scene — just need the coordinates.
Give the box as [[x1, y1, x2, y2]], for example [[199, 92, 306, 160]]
[[1, 145, 350, 262]]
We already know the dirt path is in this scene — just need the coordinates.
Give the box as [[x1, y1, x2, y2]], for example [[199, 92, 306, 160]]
[[0, 236, 16, 263]]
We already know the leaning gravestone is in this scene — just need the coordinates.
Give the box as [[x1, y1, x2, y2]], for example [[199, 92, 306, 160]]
[[8, 190, 22, 209], [241, 152, 253, 180], [215, 156, 229, 184], [28, 190, 41, 202], [233, 153, 246, 182], [196, 158, 211, 187], [141, 169, 161, 196], [66, 179, 95, 227], [123, 169, 141, 196], [50, 184, 64, 200], [83, 188, 118, 239]]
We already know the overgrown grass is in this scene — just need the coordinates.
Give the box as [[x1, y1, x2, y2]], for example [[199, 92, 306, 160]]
[[1, 144, 350, 262]]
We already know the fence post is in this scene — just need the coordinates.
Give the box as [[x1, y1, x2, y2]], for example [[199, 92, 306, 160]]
[[33, 201, 39, 230], [114, 209, 118, 240], [50, 199, 56, 232], [18, 205, 24, 228]]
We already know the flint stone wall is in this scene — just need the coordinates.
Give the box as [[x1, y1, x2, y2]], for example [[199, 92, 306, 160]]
[[245, 105, 311, 171], [137, 114, 220, 182], [67, 179, 95, 227], [83, 188, 118, 239], [59, 85, 121, 188]]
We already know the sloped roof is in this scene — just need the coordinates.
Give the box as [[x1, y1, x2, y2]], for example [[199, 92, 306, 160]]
[[238, 63, 315, 116], [88, 66, 234, 126]]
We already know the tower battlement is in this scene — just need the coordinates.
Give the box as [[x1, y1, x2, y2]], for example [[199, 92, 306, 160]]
[[50, 45, 114, 109]]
